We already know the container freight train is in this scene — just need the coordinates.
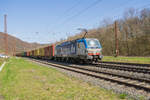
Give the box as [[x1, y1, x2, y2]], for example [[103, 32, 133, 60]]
[[17, 38, 103, 63]]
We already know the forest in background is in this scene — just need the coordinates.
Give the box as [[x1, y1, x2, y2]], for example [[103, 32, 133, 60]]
[[67, 8, 150, 56]]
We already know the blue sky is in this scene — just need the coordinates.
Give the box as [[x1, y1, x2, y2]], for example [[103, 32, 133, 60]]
[[0, 0, 150, 44]]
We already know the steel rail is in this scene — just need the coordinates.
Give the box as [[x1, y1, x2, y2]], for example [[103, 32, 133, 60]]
[[99, 61, 150, 67], [29, 58, 150, 92], [95, 64, 150, 74]]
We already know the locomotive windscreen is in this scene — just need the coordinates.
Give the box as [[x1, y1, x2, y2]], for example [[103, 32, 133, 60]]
[[86, 39, 101, 48]]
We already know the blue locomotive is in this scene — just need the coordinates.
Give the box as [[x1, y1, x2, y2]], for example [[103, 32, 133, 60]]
[[55, 38, 103, 63]]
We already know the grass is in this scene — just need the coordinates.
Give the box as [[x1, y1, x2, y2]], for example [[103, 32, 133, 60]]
[[119, 93, 128, 99], [0, 59, 3, 66], [0, 57, 126, 100], [103, 56, 150, 64], [0, 58, 7, 67]]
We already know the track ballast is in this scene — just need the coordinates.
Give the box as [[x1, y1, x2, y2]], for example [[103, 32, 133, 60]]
[[27, 58, 150, 99]]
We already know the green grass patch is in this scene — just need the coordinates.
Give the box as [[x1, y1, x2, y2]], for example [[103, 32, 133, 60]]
[[0, 59, 2, 66], [0, 57, 126, 100], [103, 56, 150, 64], [119, 93, 128, 99], [0, 58, 7, 67]]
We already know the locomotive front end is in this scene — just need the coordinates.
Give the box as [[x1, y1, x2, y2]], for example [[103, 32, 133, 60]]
[[85, 38, 103, 61]]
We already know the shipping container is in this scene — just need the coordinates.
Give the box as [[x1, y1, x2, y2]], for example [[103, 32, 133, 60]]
[[27, 52, 30, 56], [39, 48, 45, 57], [43, 44, 55, 59], [37, 49, 40, 57], [29, 51, 31, 57], [44, 46, 50, 58], [34, 50, 36, 57]]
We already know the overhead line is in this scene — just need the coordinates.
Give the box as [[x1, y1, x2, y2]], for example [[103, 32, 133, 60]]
[[61, 0, 102, 25], [49, 0, 82, 33], [50, 0, 102, 37], [56, 0, 82, 21], [63, 0, 82, 16]]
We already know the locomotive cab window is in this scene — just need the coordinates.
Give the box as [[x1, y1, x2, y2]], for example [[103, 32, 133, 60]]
[[86, 39, 101, 49]]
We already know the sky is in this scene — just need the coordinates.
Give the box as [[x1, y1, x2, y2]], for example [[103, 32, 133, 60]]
[[0, 0, 150, 44]]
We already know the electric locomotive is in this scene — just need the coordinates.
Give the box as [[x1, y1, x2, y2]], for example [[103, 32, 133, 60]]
[[55, 38, 102, 63]]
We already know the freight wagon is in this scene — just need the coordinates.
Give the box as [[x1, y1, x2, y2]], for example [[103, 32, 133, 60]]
[[44, 45, 55, 59]]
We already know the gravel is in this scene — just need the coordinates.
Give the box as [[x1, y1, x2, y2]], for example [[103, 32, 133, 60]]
[[31, 60, 150, 100], [71, 64, 150, 80]]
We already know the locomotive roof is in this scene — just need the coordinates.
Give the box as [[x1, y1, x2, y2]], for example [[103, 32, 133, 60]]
[[56, 38, 99, 47]]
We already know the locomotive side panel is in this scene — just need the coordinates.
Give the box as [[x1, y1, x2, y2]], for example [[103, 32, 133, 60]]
[[76, 39, 86, 58]]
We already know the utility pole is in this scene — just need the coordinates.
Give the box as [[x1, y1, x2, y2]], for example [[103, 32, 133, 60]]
[[114, 21, 119, 57], [13, 39, 16, 56], [4, 14, 8, 55]]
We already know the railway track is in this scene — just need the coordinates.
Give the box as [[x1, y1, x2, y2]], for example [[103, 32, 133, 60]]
[[28, 58, 150, 94], [99, 61, 150, 67], [94, 62, 150, 74]]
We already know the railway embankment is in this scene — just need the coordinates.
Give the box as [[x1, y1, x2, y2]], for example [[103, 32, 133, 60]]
[[0, 59, 4, 66], [29, 57, 150, 100], [0, 57, 123, 100], [0, 58, 7, 68]]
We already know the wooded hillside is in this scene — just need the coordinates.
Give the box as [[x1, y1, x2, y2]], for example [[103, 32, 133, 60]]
[[67, 8, 150, 56], [0, 32, 44, 55]]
